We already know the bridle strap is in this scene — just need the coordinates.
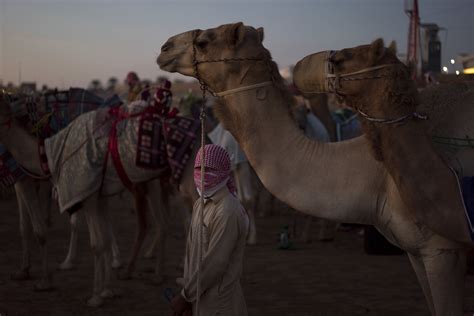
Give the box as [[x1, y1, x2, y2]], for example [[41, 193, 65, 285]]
[[215, 81, 273, 97], [327, 64, 396, 79], [357, 108, 428, 125]]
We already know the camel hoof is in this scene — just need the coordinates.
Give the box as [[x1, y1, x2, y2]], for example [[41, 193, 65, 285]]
[[58, 261, 75, 270], [86, 295, 104, 308], [100, 289, 116, 299], [11, 269, 30, 281], [112, 259, 122, 269], [34, 278, 54, 292]]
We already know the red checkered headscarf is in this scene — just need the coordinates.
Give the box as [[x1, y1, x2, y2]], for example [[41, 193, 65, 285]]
[[194, 144, 237, 197]]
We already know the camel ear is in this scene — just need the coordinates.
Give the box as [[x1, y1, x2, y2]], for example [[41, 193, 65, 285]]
[[256, 27, 264, 42], [388, 40, 397, 55], [226, 22, 245, 47], [369, 38, 385, 64]]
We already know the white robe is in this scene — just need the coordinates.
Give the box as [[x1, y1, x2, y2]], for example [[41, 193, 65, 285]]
[[181, 187, 249, 316]]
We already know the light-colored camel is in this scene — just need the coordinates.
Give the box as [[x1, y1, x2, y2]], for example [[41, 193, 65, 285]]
[[0, 95, 199, 306], [158, 22, 474, 315]]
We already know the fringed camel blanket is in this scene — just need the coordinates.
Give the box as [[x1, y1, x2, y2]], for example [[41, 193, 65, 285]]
[[45, 101, 199, 213]]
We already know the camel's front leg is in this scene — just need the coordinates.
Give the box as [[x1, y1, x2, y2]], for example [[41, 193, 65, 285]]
[[422, 242, 467, 316], [28, 182, 52, 291], [59, 213, 79, 270], [83, 193, 112, 307], [407, 253, 435, 315], [11, 182, 32, 281]]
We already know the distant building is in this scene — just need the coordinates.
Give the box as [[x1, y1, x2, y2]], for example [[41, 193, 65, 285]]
[[20, 82, 37, 94], [459, 54, 474, 74]]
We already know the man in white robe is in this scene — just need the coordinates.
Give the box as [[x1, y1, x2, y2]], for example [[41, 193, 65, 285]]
[[171, 144, 249, 316]]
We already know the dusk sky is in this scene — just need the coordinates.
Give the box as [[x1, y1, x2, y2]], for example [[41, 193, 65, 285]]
[[0, 0, 473, 88]]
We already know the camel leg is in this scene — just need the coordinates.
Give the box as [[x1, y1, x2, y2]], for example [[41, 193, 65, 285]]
[[27, 182, 52, 291], [99, 200, 115, 299], [83, 193, 111, 307], [147, 180, 167, 284], [59, 213, 79, 270], [422, 244, 466, 315], [11, 181, 32, 280], [246, 207, 257, 245], [14, 179, 52, 290], [109, 221, 122, 269], [119, 184, 148, 280], [234, 163, 258, 245], [407, 253, 435, 315]]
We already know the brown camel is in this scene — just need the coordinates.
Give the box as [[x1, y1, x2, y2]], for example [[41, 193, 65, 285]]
[[293, 39, 474, 246], [158, 22, 474, 315]]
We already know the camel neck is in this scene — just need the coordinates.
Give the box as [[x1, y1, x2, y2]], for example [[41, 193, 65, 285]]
[[216, 83, 386, 224], [0, 119, 43, 175]]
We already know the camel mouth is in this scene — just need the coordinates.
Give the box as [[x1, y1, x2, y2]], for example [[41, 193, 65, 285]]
[[157, 55, 177, 72]]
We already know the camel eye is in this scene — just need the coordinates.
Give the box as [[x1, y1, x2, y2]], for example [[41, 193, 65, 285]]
[[196, 40, 209, 49]]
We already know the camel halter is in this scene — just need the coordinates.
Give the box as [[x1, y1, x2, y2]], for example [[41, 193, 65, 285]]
[[294, 50, 427, 125], [190, 29, 269, 314]]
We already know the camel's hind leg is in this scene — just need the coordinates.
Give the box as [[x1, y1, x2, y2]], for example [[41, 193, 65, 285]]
[[119, 183, 148, 280], [83, 192, 112, 307], [146, 179, 168, 284], [422, 240, 466, 316], [407, 253, 435, 315], [59, 213, 79, 270]]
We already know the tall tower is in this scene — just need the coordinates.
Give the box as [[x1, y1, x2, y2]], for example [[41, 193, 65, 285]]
[[405, 0, 420, 79]]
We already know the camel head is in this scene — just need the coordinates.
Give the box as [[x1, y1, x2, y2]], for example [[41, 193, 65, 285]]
[[294, 38, 421, 121], [294, 38, 406, 96], [158, 22, 268, 93]]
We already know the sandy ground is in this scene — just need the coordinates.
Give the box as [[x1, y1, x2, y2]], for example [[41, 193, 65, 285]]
[[1, 194, 474, 316]]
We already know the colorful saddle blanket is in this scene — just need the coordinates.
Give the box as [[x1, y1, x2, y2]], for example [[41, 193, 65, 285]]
[[10, 88, 110, 137], [0, 89, 115, 188], [136, 110, 200, 182]]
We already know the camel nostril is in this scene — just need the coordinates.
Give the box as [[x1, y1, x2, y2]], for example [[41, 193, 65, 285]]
[[161, 42, 173, 52]]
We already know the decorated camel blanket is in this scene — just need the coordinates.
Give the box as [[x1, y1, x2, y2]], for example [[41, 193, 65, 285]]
[[45, 101, 199, 213], [0, 88, 111, 188]]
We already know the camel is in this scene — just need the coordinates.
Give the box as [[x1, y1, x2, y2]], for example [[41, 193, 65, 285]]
[[0, 93, 199, 307], [4, 92, 171, 291], [293, 39, 474, 245], [158, 22, 474, 315]]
